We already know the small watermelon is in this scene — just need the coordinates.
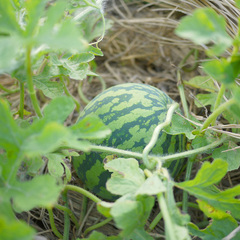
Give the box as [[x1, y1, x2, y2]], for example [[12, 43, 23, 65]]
[[73, 83, 185, 200]]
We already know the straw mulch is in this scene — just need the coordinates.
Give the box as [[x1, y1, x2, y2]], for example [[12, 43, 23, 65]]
[[1, 1, 240, 239]]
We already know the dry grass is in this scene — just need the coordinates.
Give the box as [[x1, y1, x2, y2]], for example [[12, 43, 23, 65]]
[[1, 0, 240, 239]]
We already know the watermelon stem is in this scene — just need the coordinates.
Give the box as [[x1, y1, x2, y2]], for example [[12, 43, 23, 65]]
[[64, 185, 102, 203], [200, 98, 235, 132], [157, 192, 177, 239], [160, 136, 227, 163], [142, 102, 179, 169]]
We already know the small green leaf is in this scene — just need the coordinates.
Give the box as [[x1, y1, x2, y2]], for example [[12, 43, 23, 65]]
[[71, 114, 111, 140], [43, 96, 75, 123], [97, 201, 113, 218], [164, 114, 195, 140], [0, 216, 36, 240], [11, 175, 63, 212], [33, 79, 64, 99], [176, 159, 240, 219], [88, 46, 103, 56], [47, 154, 65, 179], [175, 8, 232, 55], [105, 158, 145, 196], [110, 195, 154, 236], [194, 92, 218, 111], [188, 217, 240, 240], [0, 99, 23, 150], [184, 76, 217, 92], [203, 58, 240, 85], [212, 141, 240, 171], [135, 174, 166, 196], [22, 122, 70, 156], [23, 155, 44, 176], [178, 159, 227, 188]]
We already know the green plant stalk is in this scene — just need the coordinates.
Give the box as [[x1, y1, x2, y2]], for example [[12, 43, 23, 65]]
[[91, 136, 226, 166], [47, 208, 63, 239], [82, 0, 98, 8], [157, 193, 176, 240], [214, 84, 225, 111], [148, 211, 163, 232], [55, 204, 79, 228], [178, 81, 189, 118], [160, 136, 226, 163], [83, 217, 113, 236], [0, 88, 20, 97], [142, 102, 179, 169], [201, 98, 235, 132], [26, 46, 43, 118], [36, 57, 48, 75], [19, 81, 25, 119], [79, 191, 88, 226], [176, 202, 199, 210], [182, 154, 197, 213], [0, 83, 16, 93], [148, 202, 199, 232], [78, 81, 90, 104], [62, 189, 70, 240], [64, 185, 101, 203], [60, 76, 80, 112]]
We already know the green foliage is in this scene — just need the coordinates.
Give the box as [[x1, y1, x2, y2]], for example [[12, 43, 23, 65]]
[[1, 1, 240, 240], [175, 8, 232, 55]]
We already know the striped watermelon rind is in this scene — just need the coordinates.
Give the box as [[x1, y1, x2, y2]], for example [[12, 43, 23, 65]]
[[73, 83, 185, 200]]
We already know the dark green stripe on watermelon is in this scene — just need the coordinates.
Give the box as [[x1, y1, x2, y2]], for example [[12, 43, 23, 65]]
[[73, 83, 185, 200]]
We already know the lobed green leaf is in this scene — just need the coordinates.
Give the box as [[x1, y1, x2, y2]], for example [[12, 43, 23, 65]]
[[175, 8, 232, 55]]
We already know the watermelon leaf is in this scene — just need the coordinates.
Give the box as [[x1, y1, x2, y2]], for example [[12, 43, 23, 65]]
[[188, 217, 240, 240], [10, 175, 63, 213], [212, 141, 240, 171], [135, 174, 166, 196], [110, 195, 154, 237], [0, 216, 36, 240], [175, 8, 232, 55], [71, 114, 111, 140], [164, 114, 195, 140], [184, 76, 217, 93], [105, 158, 145, 196], [176, 159, 240, 219]]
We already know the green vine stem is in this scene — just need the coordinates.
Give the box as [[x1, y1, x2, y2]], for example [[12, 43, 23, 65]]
[[55, 204, 79, 228], [0, 83, 18, 93], [148, 201, 199, 232], [60, 76, 80, 112], [142, 102, 179, 169], [83, 217, 113, 236], [182, 154, 197, 213], [47, 207, 63, 239], [90, 135, 227, 167], [19, 82, 25, 119], [200, 98, 236, 132], [26, 46, 43, 118], [62, 189, 70, 240], [157, 193, 176, 239], [79, 192, 88, 226], [64, 185, 101, 203], [211, 83, 226, 126], [159, 136, 226, 163]]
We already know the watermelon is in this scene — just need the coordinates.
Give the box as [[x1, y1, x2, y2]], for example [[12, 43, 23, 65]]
[[73, 83, 185, 200]]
